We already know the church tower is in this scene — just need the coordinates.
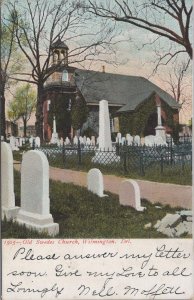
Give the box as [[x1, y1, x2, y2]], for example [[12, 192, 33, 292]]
[[51, 37, 69, 66], [43, 38, 77, 141]]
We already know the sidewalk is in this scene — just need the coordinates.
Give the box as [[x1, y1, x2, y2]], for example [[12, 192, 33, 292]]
[[14, 162, 192, 209], [49, 166, 192, 209]]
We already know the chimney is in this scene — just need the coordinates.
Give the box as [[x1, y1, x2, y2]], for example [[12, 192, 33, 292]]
[[102, 65, 105, 73]]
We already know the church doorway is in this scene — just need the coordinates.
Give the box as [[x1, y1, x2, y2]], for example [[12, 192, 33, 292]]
[[144, 112, 164, 136]]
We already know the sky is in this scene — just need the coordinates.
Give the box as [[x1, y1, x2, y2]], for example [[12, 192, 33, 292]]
[[4, 0, 192, 125]]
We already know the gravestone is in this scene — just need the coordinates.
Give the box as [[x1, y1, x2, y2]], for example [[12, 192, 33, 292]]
[[29, 136, 33, 147], [35, 136, 41, 148], [91, 136, 96, 146], [117, 132, 122, 144], [16, 150, 59, 236], [19, 138, 23, 147], [134, 135, 141, 146], [73, 136, 78, 145], [79, 136, 84, 144], [83, 136, 87, 144], [126, 134, 133, 145], [87, 168, 106, 197], [60, 137, 64, 146], [119, 179, 145, 211], [65, 137, 70, 145], [144, 135, 155, 146], [121, 137, 126, 145], [57, 139, 61, 147], [1, 142, 19, 220], [15, 138, 19, 147], [86, 137, 91, 145], [10, 136, 18, 151]]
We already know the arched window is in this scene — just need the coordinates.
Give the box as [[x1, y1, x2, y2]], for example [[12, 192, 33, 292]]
[[62, 70, 68, 82]]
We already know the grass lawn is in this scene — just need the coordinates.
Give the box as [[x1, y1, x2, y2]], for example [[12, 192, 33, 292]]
[[1, 170, 191, 239]]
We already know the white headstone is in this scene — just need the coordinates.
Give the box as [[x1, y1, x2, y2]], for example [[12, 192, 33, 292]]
[[86, 137, 91, 145], [119, 179, 145, 211], [117, 132, 122, 144], [29, 136, 33, 147], [15, 138, 19, 147], [1, 142, 19, 219], [16, 150, 59, 236], [91, 136, 96, 146], [10, 136, 19, 151], [57, 139, 61, 147], [121, 137, 126, 145], [19, 138, 23, 147], [79, 136, 84, 144], [60, 137, 64, 146], [134, 135, 141, 146], [127, 137, 133, 145], [145, 135, 155, 146], [35, 136, 41, 148], [96, 137, 99, 145], [83, 136, 87, 144], [87, 168, 106, 197], [65, 137, 70, 145], [10, 136, 16, 150], [73, 136, 78, 145]]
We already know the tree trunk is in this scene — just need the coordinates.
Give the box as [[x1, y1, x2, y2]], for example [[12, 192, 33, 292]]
[[35, 83, 44, 141], [0, 92, 6, 140], [23, 118, 27, 137]]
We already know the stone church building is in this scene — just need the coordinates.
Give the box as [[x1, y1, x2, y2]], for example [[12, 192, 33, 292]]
[[42, 38, 180, 140]]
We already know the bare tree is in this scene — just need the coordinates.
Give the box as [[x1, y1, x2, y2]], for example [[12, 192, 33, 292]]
[[7, 0, 118, 140], [0, 2, 22, 139], [162, 59, 191, 120], [84, 0, 193, 63]]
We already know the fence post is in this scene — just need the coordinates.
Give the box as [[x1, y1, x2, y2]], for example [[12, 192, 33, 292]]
[[116, 142, 119, 156], [181, 153, 184, 172], [170, 137, 173, 165], [140, 152, 145, 176], [123, 147, 127, 173], [160, 154, 164, 174], [78, 138, 81, 165], [62, 142, 66, 166]]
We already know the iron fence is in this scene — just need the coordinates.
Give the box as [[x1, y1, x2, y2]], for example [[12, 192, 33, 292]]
[[35, 137, 192, 184]]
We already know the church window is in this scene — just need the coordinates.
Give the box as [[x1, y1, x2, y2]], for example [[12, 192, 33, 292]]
[[62, 70, 68, 82]]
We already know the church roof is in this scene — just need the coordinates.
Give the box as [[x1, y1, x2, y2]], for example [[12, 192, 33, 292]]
[[74, 69, 180, 111], [51, 38, 69, 50]]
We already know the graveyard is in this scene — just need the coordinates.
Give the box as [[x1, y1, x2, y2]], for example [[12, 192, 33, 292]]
[[1, 99, 192, 238]]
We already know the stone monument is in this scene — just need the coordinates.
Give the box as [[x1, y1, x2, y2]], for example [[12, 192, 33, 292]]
[[50, 116, 59, 144], [92, 100, 120, 164]]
